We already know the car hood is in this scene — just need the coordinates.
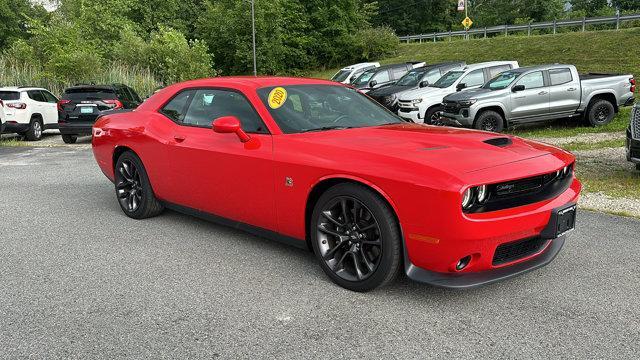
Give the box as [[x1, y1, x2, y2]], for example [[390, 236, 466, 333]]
[[399, 86, 450, 101], [444, 88, 499, 101], [288, 123, 564, 176], [368, 85, 414, 98]]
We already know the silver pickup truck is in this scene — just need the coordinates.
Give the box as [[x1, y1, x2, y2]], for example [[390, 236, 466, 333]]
[[441, 64, 635, 132]]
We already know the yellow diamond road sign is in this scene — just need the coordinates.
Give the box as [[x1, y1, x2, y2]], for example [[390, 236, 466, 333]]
[[462, 16, 473, 29]]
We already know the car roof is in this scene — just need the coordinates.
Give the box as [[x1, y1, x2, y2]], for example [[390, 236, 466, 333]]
[[0, 86, 47, 92], [461, 61, 519, 71], [511, 64, 574, 73], [162, 76, 339, 90], [340, 62, 379, 71]]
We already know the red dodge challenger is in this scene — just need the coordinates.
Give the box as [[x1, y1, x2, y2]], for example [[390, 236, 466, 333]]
[[92, 77, 581, 291]]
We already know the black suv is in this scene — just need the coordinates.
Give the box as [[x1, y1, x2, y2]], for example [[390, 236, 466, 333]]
[[368, 62, 465, 112], [627, 103, 640, 171], [351, 62, 425, 94], [58, 84, 142, 143]]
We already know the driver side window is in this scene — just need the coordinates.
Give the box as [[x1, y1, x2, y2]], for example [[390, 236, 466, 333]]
[[516, 71, 545, 90], [372, 70, 390, 84], [460, 69, 485, 87]]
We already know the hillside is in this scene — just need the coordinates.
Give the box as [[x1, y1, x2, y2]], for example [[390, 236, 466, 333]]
[[311, 27, 640, 79]]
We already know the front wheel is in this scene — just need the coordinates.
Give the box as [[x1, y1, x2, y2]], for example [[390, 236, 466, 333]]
[[424, 106, 444, 125], [310, 183, 401, 292], [586, 99, 615, 126], [114, 151, 164, 219], [474, 110, 505, 132]]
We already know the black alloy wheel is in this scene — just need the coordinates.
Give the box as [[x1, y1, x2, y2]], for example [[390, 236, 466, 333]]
[[587, 99, 615, 126], [474, 110, 505, 132], [114, 151, 164, 219], [311, 183, 401, 292]]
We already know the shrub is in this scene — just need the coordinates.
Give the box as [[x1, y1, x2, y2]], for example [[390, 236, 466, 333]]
[[350, 26, 400, 63]]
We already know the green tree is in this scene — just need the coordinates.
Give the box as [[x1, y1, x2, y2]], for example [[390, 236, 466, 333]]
[[0, 0, 48, 48]]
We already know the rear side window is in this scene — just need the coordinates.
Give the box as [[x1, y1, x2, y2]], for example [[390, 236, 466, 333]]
[[488, 65, 512, 78], [115, 86, 132, 102], [0, 91, 20, 101], [160, 90, 195, 123], [549, 68, 573, 86], [62, 88, 117, 101], [27, 90, 46, 102], [461, 69, 485, 87]]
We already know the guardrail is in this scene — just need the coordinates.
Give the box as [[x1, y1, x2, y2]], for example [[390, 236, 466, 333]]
[[398, 13, 640, 43]]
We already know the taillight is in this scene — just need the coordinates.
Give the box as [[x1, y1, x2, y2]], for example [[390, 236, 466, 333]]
[[104, 99, 123, 109], [631, 78, 636, 93], [57, 100, 71, 112], [7, 102, 26, 109]]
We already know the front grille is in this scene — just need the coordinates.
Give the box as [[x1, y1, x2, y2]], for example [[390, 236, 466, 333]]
[[443, 101, 460, 114], [466, 163, 574, 213], [631, 148, 640, 159], [631, 105, 640, 140], [493, 237, 548, 266]]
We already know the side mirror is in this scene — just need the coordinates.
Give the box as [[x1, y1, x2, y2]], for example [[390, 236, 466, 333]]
[[212, 116, 251, 143], [419, 81, 429, 88], [512, 84, 526, 92], [369, 80, 378, 88], [456, 83, 467, 91]]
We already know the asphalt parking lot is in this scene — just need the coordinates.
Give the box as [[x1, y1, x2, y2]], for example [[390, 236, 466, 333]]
[[1, 145, 639, 359]]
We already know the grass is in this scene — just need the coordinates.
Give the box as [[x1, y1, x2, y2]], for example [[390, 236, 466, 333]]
[[578, 169, 640, 200], [512, 108, 632, 138], [562, 138, 626, 151], [0, 138, 32, 147]]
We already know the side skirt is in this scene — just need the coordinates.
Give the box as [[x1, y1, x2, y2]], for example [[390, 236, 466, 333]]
[[161, 201, 310, 251]]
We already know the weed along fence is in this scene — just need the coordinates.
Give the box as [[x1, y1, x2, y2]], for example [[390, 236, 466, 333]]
[[399, 13, 640, 43]]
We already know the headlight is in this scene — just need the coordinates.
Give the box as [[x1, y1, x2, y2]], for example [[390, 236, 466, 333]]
[[384, 95, 396, 104], [461, 188, 474, 209], [461, 184, 490, 210], [411, 99, 423, 104], [459, 99, 477, 107]]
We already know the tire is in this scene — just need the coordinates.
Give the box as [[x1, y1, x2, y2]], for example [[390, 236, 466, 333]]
[[61, 134, 77, 144], [24, 118, 43, 141], [474, 110, 505, 132], [424, 106, 444, 125], [114, 151, 164, 219], [310, 183, 402, 292], [586, 99, 615, 126]]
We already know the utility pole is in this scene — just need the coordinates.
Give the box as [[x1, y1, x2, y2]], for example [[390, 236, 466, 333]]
[[251, 0, 257, 76]]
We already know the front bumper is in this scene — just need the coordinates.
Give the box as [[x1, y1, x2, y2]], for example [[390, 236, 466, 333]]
[[405, 204, 574, 288], [441, 111, 474, 127], [626, 128, 640, 164], [398, 108, 422, 122]]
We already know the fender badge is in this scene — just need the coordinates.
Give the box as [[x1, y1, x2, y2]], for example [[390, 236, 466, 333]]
[[285, 177, 294, 187]]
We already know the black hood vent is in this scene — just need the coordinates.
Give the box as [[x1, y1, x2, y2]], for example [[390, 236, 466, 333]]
[[483, 137, 512, 147]]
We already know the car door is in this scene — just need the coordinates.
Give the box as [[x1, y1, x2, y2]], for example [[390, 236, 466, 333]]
[[548, 67, 581, 115], [510, 71, 550, 120], [27, 90, 47, 121], [40, 90, 59, 126], [160, 88, 277, 231], [371, 69, 391, 89]]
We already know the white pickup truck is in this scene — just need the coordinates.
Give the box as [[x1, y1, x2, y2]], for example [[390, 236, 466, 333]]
[[397, 61, 519, 124], [441, 64, 636, 132]]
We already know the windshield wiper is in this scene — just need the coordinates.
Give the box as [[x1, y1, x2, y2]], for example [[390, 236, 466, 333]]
[[300, 126, 354, 133]]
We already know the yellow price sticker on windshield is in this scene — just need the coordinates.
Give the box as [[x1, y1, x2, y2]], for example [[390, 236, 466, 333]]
[[268, 87, 287, 109]]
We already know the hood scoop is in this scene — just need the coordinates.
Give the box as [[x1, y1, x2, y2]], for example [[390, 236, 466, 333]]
[[483, 137, 513, 147]]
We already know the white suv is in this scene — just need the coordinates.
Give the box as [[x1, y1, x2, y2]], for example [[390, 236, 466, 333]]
[[0, 87, 59, 141], [331, 62, 380, 84], [397, 61, 519, 124]]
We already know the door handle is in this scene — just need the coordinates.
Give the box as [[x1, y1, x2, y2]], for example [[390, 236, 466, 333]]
[[538, 91, 548, 96], [173, 135, 186, 142], [567, 87, 577, 92]]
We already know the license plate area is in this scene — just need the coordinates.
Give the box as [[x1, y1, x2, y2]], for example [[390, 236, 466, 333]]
[[556, 205, 576, 237], [80, 106, 95, 114]]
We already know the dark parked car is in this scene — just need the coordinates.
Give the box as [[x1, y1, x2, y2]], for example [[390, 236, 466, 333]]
[[351, 62, 425, 94], [627, 103, 640, 171], [368, 62, 465, 111], [58, 84, 142, 143]]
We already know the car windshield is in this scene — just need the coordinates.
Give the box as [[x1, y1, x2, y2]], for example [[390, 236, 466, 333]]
[[396, 69, 427, 86], [257, 85, 403, 134], [0, 91, 20, 101], [483, 70, 522, 90], [431, 71, 464, 88], [331, 70, 352, 82], [351, 70, 376, 87]]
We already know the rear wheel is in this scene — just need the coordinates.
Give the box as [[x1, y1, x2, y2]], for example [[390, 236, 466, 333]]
[[474, 110, 505, 132], [310, 183, 401, 292], [114, 151, 164, 219], [586, 99, 615, 126], [25, 118, 43, 141], [61, 134, 77, 144]]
